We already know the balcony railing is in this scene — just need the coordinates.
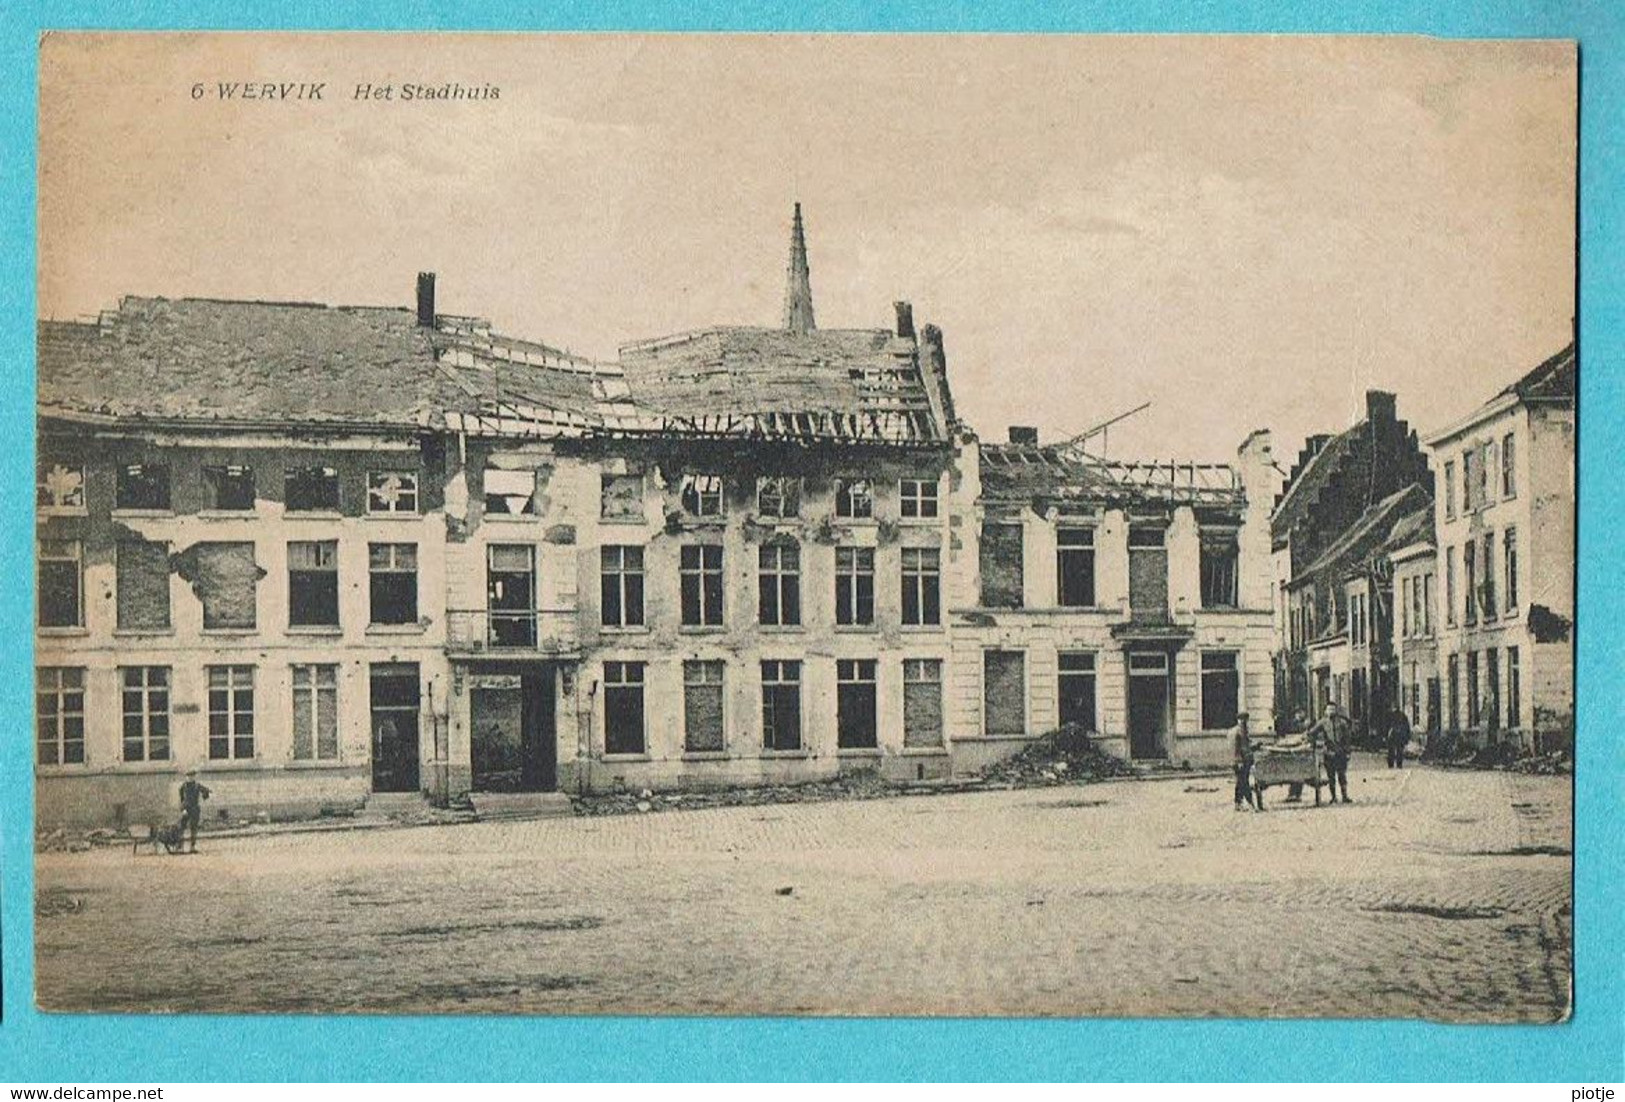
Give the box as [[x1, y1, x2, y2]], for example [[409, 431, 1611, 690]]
[[446, 608, 578, 655]]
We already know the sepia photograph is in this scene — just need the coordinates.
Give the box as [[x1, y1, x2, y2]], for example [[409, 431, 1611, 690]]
[[32, 32, 1576, 1021]]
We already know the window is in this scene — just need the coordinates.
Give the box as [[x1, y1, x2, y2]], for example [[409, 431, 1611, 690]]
[[1463, 540, 1477, 626], [1506, 647, 1521, 729], [1400, 576, 1411, 639], [1503, 528, 1519, 613], [903, 658, 943, 747], [1479, 531, 1496, 622], [285, 466, 339, 512], [1446, 653, 1460, 732], [600, 545, 646, 628], [1445, 546, 1458, 628], [37, 462, 85, 512], [369, 543, 418, 625], [680, 474, 724, 517], [120, 666, 170, 762], [1501, 433, 1517, 498], [1058, 651, 1098, 732], [1201, 651, 1240, 730], [195, 542, 260, 630], [761, 660, 803, 751], [683, 660, 725, 752], [1351, 668, 1368, 723], [979, 521, 1024, 608], [901, 547, 941, 626], [1465, 651, 1480, 727], [1442, 460, 1456, 519], [37, 667, 85, 765], [680, 545, 724, 627], [37, 539, 83, 628], [487, 544, 536, 647], [600, 473, 644, 521], [758, 543, 801, 626], [899, 479, 938, 519], [835, 547, 876, 626], [1485, 648, 1501, 734], [603, 662, 646, 755], [1057, 526, 1096, 607], [288, 540, 340, 627], [1199, 530, 1240, 609], [367, 471, 419, 514], [835, 478, 873, 519], [837, 659, 879, 749], [116, 463, 170, 511], [983, 650, 1026, 736], [291, 664, 339, 760], [484, 468, 537, 516], [757, 476, 801, 519], [1422, 573, 1434, 636], [204, 465, 256, 511], [1349, 592, 1366, 647], [207, 665, 255, 760], [116, 539, 171, 631]]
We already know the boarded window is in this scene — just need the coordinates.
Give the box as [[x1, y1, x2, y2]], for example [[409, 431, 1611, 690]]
[[899, 479, 938, 518], [680, 474, 724, 517], [983, 650, 1026, 735], [758, 542, 801, 626], [683, 660, 725, 752], [288, 540, 340, 627], [37, 539, 82, 628], [757, 477, 800, 519], [1200, 651, 1240, 730], [979, 522, 1024, 608], [195, 542, 259, 630], [835, 478, 873, 519], [837, 659, 879, 749], [369, 543, 418, 625], [120, 666, 170, 762], [1200, 529, 1239, 608], [207, 665, 255, 759], [292, 664, 339, 760], [37, 462, 85, 512], [368, 471, 419, 514], [603, 662, 645, 755], [761, 660, 802, 750], [1128, 526, 1169, 621], [903, 658, 943, 747], [116, 463, 170, 511], [901, 547, 941, 626], [600, 545, 645, 627], [600, 473, 644, 521], [37, 666, 86, 765], [285, 466, 340, 512], [1058, 651, 1097, 731], [835, 547, 875, 626], [1057, 526, 1095, 607], [204, 465, 255, 511], [680, 544, 723, 627], [116, 539, 171, 631]]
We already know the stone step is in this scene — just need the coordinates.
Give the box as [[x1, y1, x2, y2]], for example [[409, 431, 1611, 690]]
[[469, 791, 576, 822]]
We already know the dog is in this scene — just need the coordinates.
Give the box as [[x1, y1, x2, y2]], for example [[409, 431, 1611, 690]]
[[134, 817, 187, 856]]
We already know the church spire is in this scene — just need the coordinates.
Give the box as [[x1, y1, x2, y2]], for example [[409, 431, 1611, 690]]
[[782, 202, 816, 334]]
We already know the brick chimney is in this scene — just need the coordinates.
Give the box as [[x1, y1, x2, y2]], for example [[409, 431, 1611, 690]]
[[894, 301, 915, 339], [1008, 426, 1039, 445], [416, 272, 436, 328], [1365, 389, 1397, 427]]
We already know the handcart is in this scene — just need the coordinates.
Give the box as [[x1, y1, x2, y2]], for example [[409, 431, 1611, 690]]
[[1249, 738, 1327, 809]]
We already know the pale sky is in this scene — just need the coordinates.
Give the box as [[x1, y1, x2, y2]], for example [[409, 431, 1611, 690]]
[[38, 33, 1576, 462]]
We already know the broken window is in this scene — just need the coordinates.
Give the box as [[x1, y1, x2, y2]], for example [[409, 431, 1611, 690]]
[[1503, 528, 1518, 613], [835, 546, 875, 626], [292, 664, 339, 761], [979, 521, 1024, 608], [120, 666, 170, 762], [484, 468, 537, 516], [116, 463, 170, 511], [899, 478, 938, 519], [207, 664, 255, 760], [487, 544, 536, 647], [368, 471, 419, 514], [1057, 526, 1096, 607], [288, 540, 340, 628], [36, 666, 85, 765], [902, 658, 944, 747], [195, 542, 259, 630], [603, 661, 646, 755], [901, 547, 941, 626], [680, 474, 724, 517], [1201, 651, 1240, 730], [600, 473, 644, 521], [37, 539, 82, 628], [369, 543, 418, 625], [680, 544, 724, 627], [761, 660, 802, 751], [36, 462, 85, 512], [757, 476, 801, 519], [683, 660, 725, 753], [1501, 433, 1517, 498], [285, 465, 340, 512], [1129, 526, 1169, 621], [1200, 529, 1239, 609], [834, 478, 873, 519], [116, 539, 171, 631], [837, 659, 879, 749], [600, 545, 645, 628], [1058, 651, 1098, 732], [983, 650, 1026, 736], [204, 465, 256, 511], [758, 542, 801, 626]]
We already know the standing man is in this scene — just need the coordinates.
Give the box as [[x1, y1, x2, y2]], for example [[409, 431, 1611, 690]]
[[1321, 700, 1353, 804], [1386, 706, 1413, 769], [178, 768, 211, 854], [1233, 712, 1259, 812]]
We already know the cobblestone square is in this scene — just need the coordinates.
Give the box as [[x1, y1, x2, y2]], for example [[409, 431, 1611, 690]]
[[35, 754, 1572, 1021]]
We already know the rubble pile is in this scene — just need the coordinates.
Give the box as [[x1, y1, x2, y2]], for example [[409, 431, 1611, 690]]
[[1509, 750, 1570, 776], [572, 770, 899, 816], [979, 725, 1138, 787]]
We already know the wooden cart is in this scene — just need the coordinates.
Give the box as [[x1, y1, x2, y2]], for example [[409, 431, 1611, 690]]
[[1249, 741, 1327, 809]]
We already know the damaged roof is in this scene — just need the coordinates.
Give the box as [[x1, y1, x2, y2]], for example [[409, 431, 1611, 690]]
[[1502, 340, 1576, 403], [1293, 483, 1431, 586], [980, 442, 1245, 508]]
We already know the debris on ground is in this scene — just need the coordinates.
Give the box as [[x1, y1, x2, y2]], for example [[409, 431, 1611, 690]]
[[572, 768, 905, 817], [980, 725, 1138, 787], [36, 888, 86, 918], [775, 886, 794, 896]]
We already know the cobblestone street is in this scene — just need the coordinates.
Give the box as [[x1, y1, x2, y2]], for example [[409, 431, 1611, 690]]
[[35, 754, 1571, 1021]]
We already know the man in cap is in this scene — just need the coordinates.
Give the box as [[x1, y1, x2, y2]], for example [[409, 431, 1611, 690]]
[[1318, 700, 1354, 804], [1232, 712, 1260, 812], [178, 768, 211, 854]]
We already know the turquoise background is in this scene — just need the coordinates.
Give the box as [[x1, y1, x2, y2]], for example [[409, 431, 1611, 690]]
[[1, 0, 1619, 1083]]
